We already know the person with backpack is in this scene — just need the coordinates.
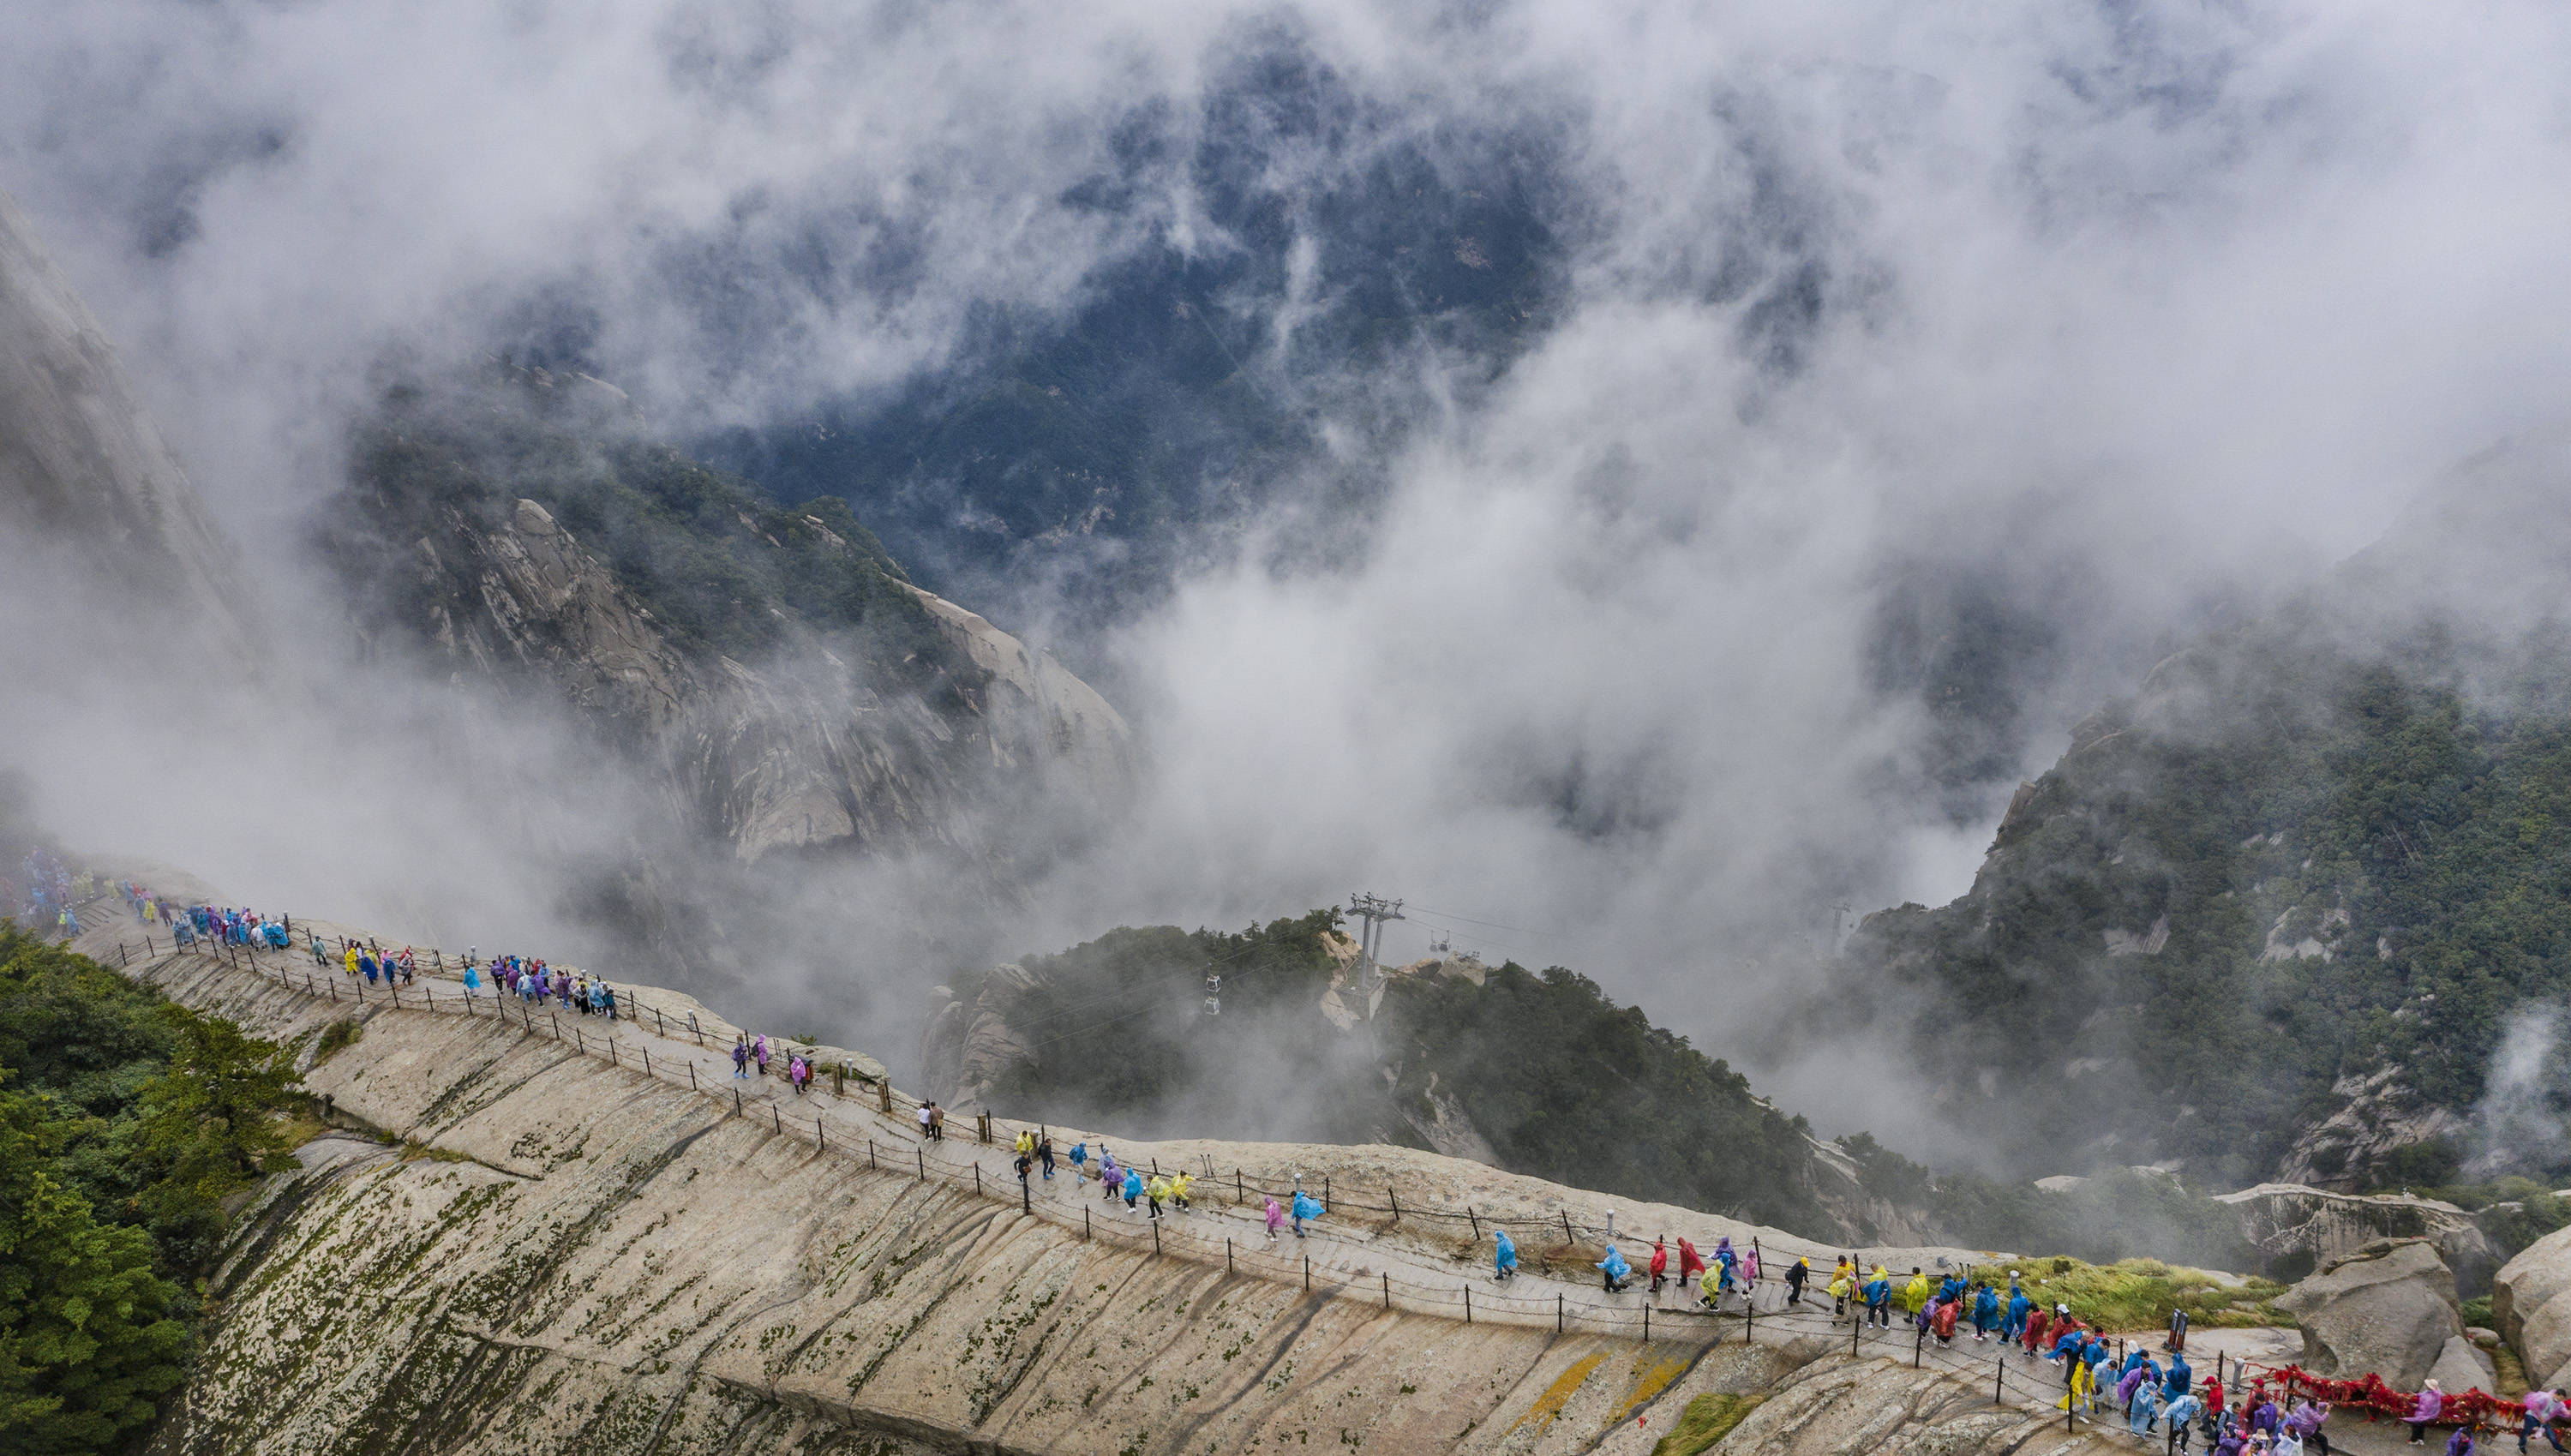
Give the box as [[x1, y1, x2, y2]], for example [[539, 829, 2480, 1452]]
[[1121, 1166, 1142, 1210]]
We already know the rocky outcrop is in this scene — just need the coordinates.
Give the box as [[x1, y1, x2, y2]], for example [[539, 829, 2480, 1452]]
[[2495, 1223, 2571, 1390], [2276, 1237, 2465, 1388], [2216, 1183, 2499, 1292], [2276, 1070, 2470, 1193], [2427, 1333, 2498, 1395], [409, 490, 1136, 866], [0, 186, 250, 652]]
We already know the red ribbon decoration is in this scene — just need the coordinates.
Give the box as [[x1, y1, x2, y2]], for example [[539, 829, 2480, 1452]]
[[2239, 1363, 2526, 1429]]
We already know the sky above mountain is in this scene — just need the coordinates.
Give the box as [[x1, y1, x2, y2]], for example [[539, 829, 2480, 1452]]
[[8, 0, 2571, 1143]]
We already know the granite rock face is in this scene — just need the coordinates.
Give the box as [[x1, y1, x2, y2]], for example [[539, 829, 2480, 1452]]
[[2276, 1237, 2465, 1389], [2496, 1223, 2571, 1391], [0, 186, 251, 652], [412, 490, 1136, 868]]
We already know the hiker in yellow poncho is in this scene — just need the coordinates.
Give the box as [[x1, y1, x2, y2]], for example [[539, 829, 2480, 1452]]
[[344, 944, 360, 976], [2057, 1354, 2094, 1412], [1827, 1268, 1855, 1320], [1903, 1268, 1931, 1315]]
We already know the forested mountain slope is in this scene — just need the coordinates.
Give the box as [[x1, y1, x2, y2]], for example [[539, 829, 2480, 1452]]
[[1825, 430, 2571, 1191]]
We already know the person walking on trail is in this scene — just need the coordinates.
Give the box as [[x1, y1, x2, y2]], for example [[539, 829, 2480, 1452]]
[[2166, 1391, 2207, 1452], [2004, 1279, 2032, 1345], [1598, 1243, 1632, 1294], [1170, 1171, 1191, 1211], [1902, 1267, 1930, 1316], [1122, 1166, 1142, 1211], [2522, 1388, 2567, 1453], [2285, 1397, 2333, 1456], [2166, 1351, 2193, 1401], [1145, 1173, 1169, 1219], [926, 1103, 945, 1141], [1016, 1129, 1035, 1158], [753, 1035, 771, 1076], [1677, 1237, 1708, 1290], [1068, 1141, 1088, 1175], [1016, 1149, 1033, 1188], [2451, 1426, 2482, 1456], [1826, 1264, 1853, 1320], [462, 960, 482, 995], [2127, 1377, 2164, 1436], [1037, 1135, 1056, 1181], [1972, 1280, 1999, 1340], [1264, 1195, 1286, 1243], [1648, 1237, 1669, 1295], [1290, 1188, 1322, 1237], [2022, 1302, 2052, 1357], [734, 1039, 752, 1079], [1493, 1227, 1518, 1282], [1785, 1255, 1809, 1306], [1098, 1153, 1120, 1200], [2410, 1381, 2446, 1445], [1864, 1266, 1894, 1328]]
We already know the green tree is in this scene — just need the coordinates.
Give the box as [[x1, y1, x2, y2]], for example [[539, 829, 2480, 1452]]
[[0, 1082, 189, 1454]]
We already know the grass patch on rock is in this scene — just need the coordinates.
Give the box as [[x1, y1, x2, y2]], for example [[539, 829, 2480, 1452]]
[[1650, 1392, 1765, 1456], [1961, 1256, 2295, 1332], [312, 1017, 364, 1065]]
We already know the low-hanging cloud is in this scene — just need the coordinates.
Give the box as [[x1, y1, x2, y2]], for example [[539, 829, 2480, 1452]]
[[8, 0, 2571, 1146]]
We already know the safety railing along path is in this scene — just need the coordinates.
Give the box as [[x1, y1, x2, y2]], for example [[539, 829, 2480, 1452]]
[[107, 925, 2181, 1445]]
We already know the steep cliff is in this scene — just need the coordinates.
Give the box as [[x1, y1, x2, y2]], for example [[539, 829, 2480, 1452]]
[[0, 186, 250, 652], [329, 372, 1136, 866]]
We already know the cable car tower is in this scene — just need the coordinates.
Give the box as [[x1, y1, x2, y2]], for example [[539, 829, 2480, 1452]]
[[1345, 893, 1405, 1018]]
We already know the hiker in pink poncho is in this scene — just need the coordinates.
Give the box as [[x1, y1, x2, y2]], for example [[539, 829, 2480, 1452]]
[[1263, 1195, 1286, 1242]]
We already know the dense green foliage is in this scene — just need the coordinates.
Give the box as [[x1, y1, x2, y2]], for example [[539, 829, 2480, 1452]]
[[974, 912, 1380, 1141], [1842, 609, 2571, 1187], [1375, 963, 1832, 1232], [335, 369, 974, 701], [964, 912, 1837, 1232], [0, 927, 303, 1453]]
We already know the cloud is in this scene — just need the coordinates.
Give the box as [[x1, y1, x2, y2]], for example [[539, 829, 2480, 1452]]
[[8, 0, 2571, 1143]]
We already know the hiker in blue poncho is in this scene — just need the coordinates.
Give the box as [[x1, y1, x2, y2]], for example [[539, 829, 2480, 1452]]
[[1068, 1141, 1088, 1171], [1862, 1269, 1893, 1328], [1599, 1244, 1632, 1293], [1973, 1282, 2000, 1340], [1291, 1189, 1322, 1237], [2164, 1352, 2191, 1399], [1493, 1229, 1518, 1282], [1123, 1167, 1143, 1209], [2005, 1282, 2032, 1343], [462, 962, 482, 993]]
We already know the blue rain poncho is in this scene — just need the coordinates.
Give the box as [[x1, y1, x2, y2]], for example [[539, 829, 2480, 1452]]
[[1124, 1169, 1143, 1202], [1291, 1191, 1323, 1223], [1599, 1246, 1632, 1282], [1495, 1230, 1518, 1275]]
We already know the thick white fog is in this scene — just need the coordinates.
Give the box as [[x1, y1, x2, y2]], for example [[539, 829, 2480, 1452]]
[[7, 0, 2571, 1140]]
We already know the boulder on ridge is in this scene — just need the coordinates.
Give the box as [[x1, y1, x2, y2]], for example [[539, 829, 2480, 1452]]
[[2275, 1237, 2463, 1389]]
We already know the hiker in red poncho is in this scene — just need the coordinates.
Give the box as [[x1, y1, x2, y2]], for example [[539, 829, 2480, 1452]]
[[1678, 1238, 1708, 1285], [1649, 1237, 1670, 1295], [1932, 1296, 1960, 1345], [2023, 1304, 2053, 1357]]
